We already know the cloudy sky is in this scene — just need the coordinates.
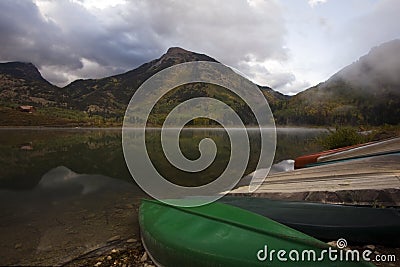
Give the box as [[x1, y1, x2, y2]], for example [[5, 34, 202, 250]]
[[1, 0, 399, 95]]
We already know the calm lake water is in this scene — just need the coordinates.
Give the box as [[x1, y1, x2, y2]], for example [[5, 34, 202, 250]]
[[0, 128, 325, 265]]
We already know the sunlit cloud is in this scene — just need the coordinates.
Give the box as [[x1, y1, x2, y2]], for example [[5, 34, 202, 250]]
[[308, 0, 328, 8]]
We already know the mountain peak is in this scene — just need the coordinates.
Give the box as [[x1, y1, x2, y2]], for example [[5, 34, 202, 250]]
[[157, 47, 218, 64], [166, 47, 191, 55], [0, 61, 44, 82], [0, 61, 37, 70]]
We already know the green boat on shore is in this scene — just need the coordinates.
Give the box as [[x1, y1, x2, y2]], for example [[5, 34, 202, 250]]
[[139, 199, 375, 267]]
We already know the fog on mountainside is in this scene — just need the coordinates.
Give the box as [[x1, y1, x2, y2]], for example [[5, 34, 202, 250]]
[[1, 40, 399, 126]]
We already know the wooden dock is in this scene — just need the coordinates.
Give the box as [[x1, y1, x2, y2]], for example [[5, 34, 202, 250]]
[[229, 153, 400, 206]]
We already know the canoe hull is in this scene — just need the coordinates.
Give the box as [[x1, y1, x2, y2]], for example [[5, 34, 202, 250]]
[[294, 144, 363, 169], [220, 197, 400, 246], [295, 138, 400, 168], [140, 199, 374, 267]]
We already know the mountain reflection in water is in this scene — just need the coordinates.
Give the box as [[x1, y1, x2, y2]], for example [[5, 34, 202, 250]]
[[0, 128, 325, 265], [0, 165, 144, 266]]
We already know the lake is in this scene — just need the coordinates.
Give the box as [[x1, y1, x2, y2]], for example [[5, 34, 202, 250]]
[[0, 127, 325, 265]]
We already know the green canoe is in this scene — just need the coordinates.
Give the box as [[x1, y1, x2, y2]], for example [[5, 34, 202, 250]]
[[219, 196, 400, 246], [139, 199, 375, 267]]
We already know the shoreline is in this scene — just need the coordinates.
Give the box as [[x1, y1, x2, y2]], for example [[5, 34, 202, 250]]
[[0, 125, 328, 130], [64, 240, 399, 267]]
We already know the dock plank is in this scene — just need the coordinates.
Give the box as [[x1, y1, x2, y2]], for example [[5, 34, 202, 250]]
[[229, 154, 400, 206]]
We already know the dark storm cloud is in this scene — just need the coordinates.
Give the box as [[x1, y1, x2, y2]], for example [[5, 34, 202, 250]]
[[131, 0, 287, 63], [0, 0, 166, 85], [0, 0, 81, 69], [0, 0, 287, 87]]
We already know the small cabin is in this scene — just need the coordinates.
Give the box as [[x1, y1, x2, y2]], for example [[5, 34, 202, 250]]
[[19, 105, 35, 113]]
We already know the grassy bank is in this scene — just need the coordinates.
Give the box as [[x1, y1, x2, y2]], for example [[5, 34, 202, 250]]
[[0, 106, 122, 127], [318, 125, 400, 149]]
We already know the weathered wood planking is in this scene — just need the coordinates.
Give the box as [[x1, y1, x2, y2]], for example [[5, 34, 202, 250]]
[[229, 154, 400, 206]]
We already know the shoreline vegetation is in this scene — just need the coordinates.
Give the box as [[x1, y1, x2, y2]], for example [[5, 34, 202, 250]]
[[1, 103, 400, 130], [1, 103, 398, 129], [318, 125, 400, 149], [1, 114, 399, 147]]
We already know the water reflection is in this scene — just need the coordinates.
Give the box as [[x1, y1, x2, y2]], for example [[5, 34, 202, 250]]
[[38, 166, 134, 195], [0, 128, 324, 190], [0, 129, 131, 190], [0, 128, 325, 265], [0, 166, 143, 265]]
